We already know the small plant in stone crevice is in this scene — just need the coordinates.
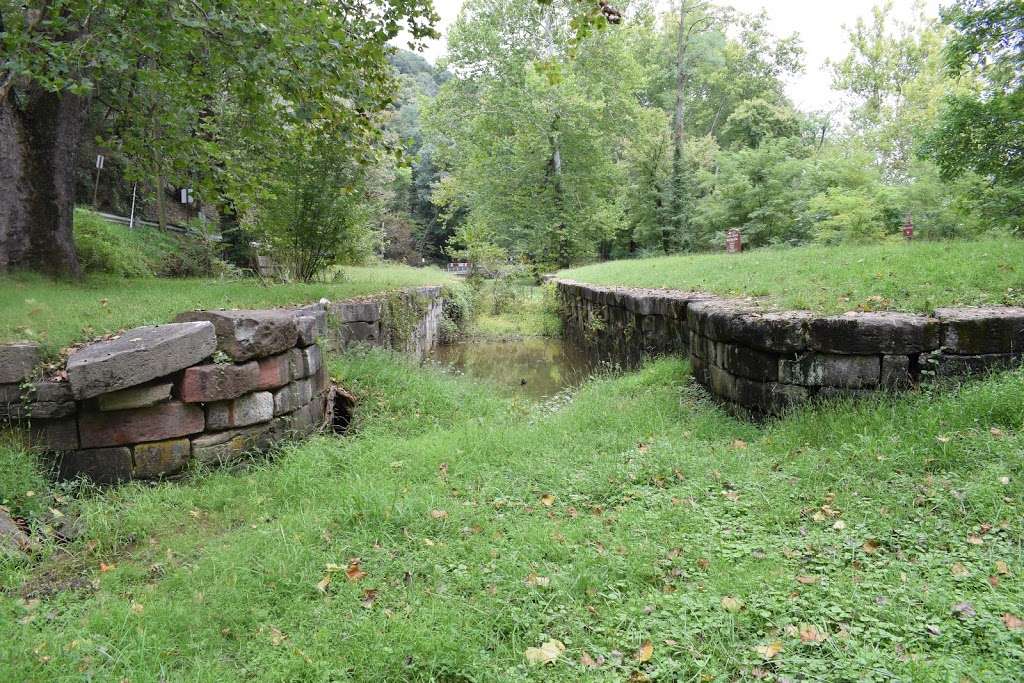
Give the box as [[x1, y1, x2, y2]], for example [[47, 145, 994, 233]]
[[439, 282, 477, 343], [381, 290, 430, 350]]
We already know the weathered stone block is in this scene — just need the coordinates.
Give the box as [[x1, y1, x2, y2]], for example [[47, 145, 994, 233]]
[[807, 313, 940, 355], [179, 361, 259, 403], [330, 300, 381, 323], [294, 315, 318, 346], [779, 353, 880, 389], [289, 346, 322, 380], [191, 422, 277, 466], [293, 303, 329, 338], [0, 398, 76, 420], [256, 352, 292, 391], [79, 401, 205, 448], [285, 393, 327, 436], [0, 379, 76, 420], [59, 447, 133, 484], [881, 355, 914, 390], [935, 307, 1024, 355], [273, 379, 313, 416], [706, 365, 808, 414], [28, 418, 79, 451], [206, 391, 273, 430], [67, 322, 217, 400], [688, 301, 810, 352], [716, 342, 780, 382], [0, 343, 40, 384], [931, 352, 1023, 378], [339, 321, 380, 347], [174, 310, 298, 362], [98, 382, 173, 411], [312, 364, 330, 395], [132, 439, 191, 478]]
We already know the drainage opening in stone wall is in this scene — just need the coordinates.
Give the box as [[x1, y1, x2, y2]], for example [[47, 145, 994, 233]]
[[329, 386, 357, 435]]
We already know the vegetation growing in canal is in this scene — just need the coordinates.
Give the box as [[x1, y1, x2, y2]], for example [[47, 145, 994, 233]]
[[3, 351, 1022, 679]]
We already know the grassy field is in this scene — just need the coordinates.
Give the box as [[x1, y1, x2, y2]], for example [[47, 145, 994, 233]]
[[2, 349, 1022, 680], [558, 239, 1024, 314], [468, 283, 562, 339], [0, 267, 453, 355]]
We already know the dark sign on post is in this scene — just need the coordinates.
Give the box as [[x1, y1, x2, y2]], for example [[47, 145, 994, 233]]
[[726, 229, 743, 253], [902, 214, 914, 241]]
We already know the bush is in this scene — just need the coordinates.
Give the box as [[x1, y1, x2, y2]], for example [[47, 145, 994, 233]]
[[73, 209, 153, 277], [74, 208, 241, 279]]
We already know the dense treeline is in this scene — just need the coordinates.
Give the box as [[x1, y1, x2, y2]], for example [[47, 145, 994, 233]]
[[1, 0, 1020, 279], [394, 0, 1022, 268]]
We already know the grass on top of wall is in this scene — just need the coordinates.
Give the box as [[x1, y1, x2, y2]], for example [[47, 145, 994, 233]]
[[0, 266, 453, 355], [558, 239, 1024, 314], [2, 349, 1022, 680]]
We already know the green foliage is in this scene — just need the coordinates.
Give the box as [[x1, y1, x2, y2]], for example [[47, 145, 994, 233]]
[[559, 239, 1024, 313], [72, 211, 155, 278], [256, 130, 376, 282], [922, 0, 1023, 204], [72, 208, 231, 279]]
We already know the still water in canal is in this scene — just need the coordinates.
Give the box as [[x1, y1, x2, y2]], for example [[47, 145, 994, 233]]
[[427, 337, 600, 399]]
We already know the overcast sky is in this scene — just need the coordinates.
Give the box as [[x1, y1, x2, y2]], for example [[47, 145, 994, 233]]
[[403, 0, 943, 112]]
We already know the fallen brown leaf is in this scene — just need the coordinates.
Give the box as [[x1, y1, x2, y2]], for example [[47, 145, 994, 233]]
[[346, 559, 367, 582], [430, 509, 448, 520], [524, 639, 564, 665], [540, 494, 555, 507], [995, 560, 1011, 576], [636, 640, 653, 663], [361, 588, 379, 609], [799, 624, 826, 643], [796, 575, 819, 585], [1003, 613, 1024, 630], [754, 640, 782, 660]]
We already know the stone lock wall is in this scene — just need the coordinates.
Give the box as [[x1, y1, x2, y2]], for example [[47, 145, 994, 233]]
[[557, 279, 1024, 416], [0, 287, 444, 483]]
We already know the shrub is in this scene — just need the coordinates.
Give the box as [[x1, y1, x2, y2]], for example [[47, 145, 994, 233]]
[[73, 209, 152, 277]]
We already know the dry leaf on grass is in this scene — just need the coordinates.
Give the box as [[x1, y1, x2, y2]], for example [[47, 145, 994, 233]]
[[995, 560, 1011, 575], [346, 559, 367, 582], [316, 575, 332, 593], [799, 624, 827, 643], [525, 639, 565, 665], [635, 640, 653, 663], [721, 596, 744, 613], [754, 641, 782, 660], [1003, 613, 1024, 631], [796, 575, 819, 585], [430, 509, 448, 520], [525, 573, 551, 588], [540, 494, 555, 507]]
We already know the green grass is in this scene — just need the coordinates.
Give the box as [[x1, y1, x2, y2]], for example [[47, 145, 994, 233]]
[[558, 239, 1024, 313], [469, 283, 562, 339], [3, 350, 1022, 680], [0, 266, 453, 354]]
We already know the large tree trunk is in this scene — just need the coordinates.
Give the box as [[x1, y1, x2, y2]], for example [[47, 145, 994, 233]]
[[0, 87, 86, 277], [549, 115, 571, 269], [668, 0, 691, 253]]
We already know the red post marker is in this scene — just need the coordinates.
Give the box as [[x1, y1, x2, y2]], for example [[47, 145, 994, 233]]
[[902, 214, 914, 240], [726, 229, 743, 253]]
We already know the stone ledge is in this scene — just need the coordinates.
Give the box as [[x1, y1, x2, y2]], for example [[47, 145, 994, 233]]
[[557, 279, 1024, 416]]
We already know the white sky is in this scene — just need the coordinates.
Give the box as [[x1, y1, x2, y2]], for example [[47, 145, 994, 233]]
[[402, 0, 943, 112]]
